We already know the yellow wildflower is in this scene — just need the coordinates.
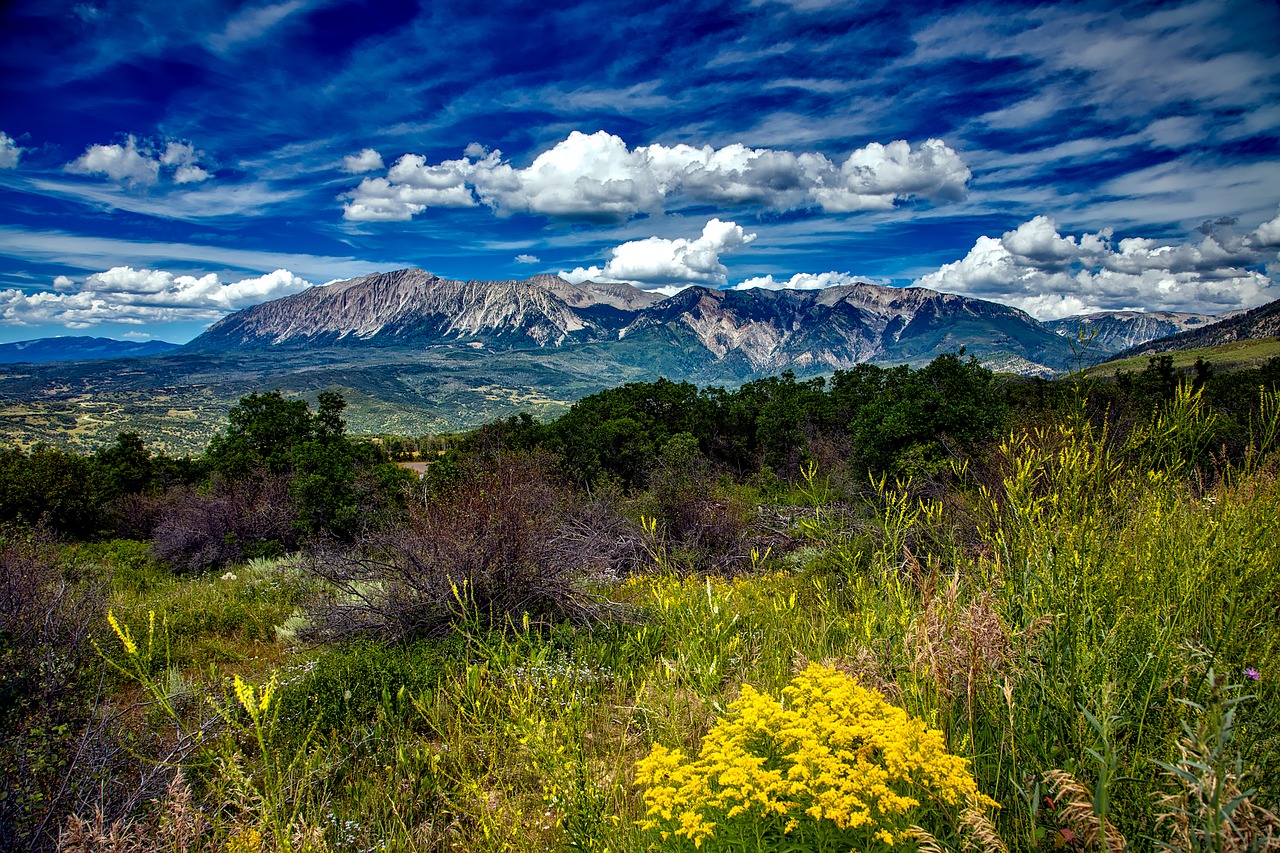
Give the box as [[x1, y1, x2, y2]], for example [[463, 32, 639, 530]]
[[635, 663, 997, 847], [107, 610, 137, 657]]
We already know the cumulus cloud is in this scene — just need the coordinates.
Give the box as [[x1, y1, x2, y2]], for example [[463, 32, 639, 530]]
[[343, 130, 970, 222], [65, 137, 213, 186], [559, 218, 756, 289], [916, 213, 1280, 319], [732, 271, 866, 290], [341, 152, 477, 221], [0, 132, 22, 168], [0, 266, 311, 328], [515, 254, 540, 264], [342, 148, 385, 174]]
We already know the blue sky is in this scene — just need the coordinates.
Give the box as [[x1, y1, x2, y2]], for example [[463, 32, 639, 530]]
[[1, 0, 1278, 344]]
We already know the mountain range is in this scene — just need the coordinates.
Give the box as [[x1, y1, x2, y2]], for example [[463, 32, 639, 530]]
[[0, 336, 179, 364], [187, 268, 1082, 376], [2, 269, 1269, 452], [1043, 311, 1218, 358], [1109, 298, 1280, 360]]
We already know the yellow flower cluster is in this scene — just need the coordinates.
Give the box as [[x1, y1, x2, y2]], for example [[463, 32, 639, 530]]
[[635, 663, 995, 847]]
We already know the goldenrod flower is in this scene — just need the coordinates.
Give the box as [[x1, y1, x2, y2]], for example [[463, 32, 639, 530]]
[[635, 663, 996, 847]]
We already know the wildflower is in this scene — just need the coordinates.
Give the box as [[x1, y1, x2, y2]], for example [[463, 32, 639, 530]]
[[107, 610, 137, 657], [221, 571, 237, 581], [1244, 667, 1260, 681], [635, 663, 996, 847]]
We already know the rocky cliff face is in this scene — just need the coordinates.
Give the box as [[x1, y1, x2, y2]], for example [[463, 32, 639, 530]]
[[186, 268, 1080, 375], [1044, 311, 1217, 356], [1108, 299, 1280, 360], [193, 269, 665, 349]]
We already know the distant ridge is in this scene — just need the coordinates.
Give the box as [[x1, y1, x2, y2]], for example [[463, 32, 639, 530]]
[[1044, 311, 1217, 357], [186, 268, 1079, 375], [0, 336, 179, 364], [1108, 298, 1280, 362]]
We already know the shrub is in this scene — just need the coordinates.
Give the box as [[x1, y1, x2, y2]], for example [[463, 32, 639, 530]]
[[0, 527, 112, 850], [306, 453, 623, 641], [634, 662, 997, 851], [275, 639, 454, 742], [149, 476, 296, 572]]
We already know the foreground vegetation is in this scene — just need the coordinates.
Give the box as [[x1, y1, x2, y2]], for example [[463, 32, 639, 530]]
[[3, 355, 1280, 852]]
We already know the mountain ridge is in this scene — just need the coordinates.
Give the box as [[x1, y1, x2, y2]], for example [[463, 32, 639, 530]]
[[0, 336, 179, 364], [186, 268, 1079, 375], [1044, 311, 1218, 357], [1108, 298, 1280, 361]]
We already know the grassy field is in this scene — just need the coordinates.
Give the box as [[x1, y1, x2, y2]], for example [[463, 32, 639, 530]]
[[1088, 337, 1280, 378], [35, 388, 1279, 853]]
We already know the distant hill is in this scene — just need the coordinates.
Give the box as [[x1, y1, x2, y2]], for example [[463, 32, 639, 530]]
[[1088, 337, 1280, 378], [1107, 298, 1280, 362], [187, 268, 1078, 376], [1044, 311, 1217, 358], [0, 336, 179, 364]]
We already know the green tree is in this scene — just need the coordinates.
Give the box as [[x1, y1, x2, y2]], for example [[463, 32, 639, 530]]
[[207, 391, 314, 479], [852, 354, 1006, 473], [91, 432, 153, 504], [0, 445, 97, 535]]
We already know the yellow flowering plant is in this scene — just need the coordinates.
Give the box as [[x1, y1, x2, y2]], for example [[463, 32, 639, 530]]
[[635, 663, 996, 851]]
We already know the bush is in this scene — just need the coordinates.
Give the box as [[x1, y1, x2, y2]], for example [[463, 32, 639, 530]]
[[150, 476, 296, 572], [306, 453, 623, 641], [275, 639, 454, 742], [0, 527, 113, 850]]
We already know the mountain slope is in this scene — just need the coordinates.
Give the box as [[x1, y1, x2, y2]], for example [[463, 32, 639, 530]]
[[1044, 311, 1217, 356], [187, 269, 1077, 375], [1108, 298, 1280, 361]]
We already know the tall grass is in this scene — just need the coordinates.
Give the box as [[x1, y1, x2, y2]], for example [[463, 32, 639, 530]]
[[63, 385, 1280, 851]]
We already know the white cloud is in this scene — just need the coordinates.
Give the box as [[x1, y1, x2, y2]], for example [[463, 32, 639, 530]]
[[917, 214, 1280, 319], [66, 137, 160, 186], [811, 139, 972, 212], [732, 271, 865, 290], [1254, 207, 1280, 248], [0, 227, 384, 284], [343, 130, 971, 222], [342, 152, 477, 221], [342, 148, 385, 174], [161, 142, 212, 184], [0, 132, 22, 169], [515, 254, 540, 264], [559, 218, 756, 289], [0, 266, 312, 329], [65, 136, 213, 186]]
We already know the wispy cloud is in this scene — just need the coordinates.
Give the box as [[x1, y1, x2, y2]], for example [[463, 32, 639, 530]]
[[0, 228, 390, 284], [208, 0, 312, 53]]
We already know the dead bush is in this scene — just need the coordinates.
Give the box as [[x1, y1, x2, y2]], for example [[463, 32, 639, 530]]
[[149, 476, 295, 572], [305, 453, 626, 641]]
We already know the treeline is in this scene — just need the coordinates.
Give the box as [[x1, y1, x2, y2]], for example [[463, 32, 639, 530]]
[[0, 391, 413, 568], [3, 353, 1278, 562], [445, 352, 1280, 491]]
